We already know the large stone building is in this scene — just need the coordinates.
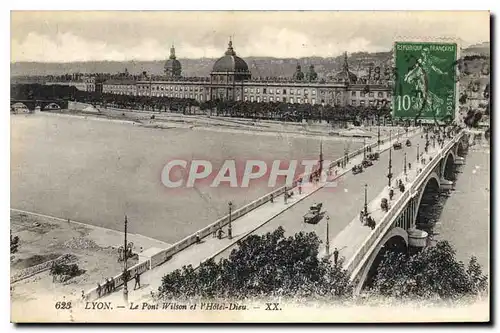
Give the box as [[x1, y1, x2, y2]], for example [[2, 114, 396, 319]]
[[45, 75, 96, 92], [99, 40, 392, 107]]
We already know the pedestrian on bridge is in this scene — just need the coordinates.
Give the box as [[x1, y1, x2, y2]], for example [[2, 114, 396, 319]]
[[105, 278, 111, 294], [110, 277, 116, 292], [333, 248, 339, 266], [196, 232, 201, 244], [298, 184, 302, 195], [134, 273, 141, 290], [96, 283, 102, 298], [117, 246, 123, 262]]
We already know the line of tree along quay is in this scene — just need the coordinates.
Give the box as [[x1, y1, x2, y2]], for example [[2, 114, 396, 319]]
[[153, 227, 488, 304], [12, 83, 397, 125], [12, 82, 488, 128]]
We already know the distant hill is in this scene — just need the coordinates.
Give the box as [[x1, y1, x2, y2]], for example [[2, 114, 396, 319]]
[[10, 43, 488, 79], [462, 42, 490, 57]]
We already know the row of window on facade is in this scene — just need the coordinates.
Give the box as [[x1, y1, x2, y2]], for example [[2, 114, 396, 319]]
[[142, 92, 205, 100], [137, 85, 204, 92], [349, 99, 388, 106], [351, 91, 390, 98], [243, 87, 319, 96], [241, 96, 317, 104]]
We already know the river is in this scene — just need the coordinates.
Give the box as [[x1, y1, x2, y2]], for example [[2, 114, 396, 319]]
[[11, 113, 361, 243]]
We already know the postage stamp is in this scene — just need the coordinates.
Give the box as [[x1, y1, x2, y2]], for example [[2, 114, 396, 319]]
[[393, 41, 458, 122], [9, 11, 490, 323]]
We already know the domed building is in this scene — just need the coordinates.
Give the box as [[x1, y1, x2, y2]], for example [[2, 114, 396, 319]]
[[334, 52, 358, 84], [293, 64, 305, 81], [164, 44, 182, 79], [210, 39, 251, 101]]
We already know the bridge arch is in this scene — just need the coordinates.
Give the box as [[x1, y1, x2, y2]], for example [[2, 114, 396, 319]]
[[413, 172, 441, 228], [43, 102, 61, 110], [353, 227, 408, 295], [11, 102, 30, 113], [441, 150, 455, 181], [456, 140, 467, 157]]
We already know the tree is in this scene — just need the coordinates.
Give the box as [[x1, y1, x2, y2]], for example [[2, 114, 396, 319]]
[[156, 227, 353, 301], [370, 241, 488, 300]]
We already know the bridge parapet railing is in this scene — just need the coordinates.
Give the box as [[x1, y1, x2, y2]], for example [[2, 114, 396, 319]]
[[346, 130, 464, 278], [148, 127, 420, 274], [82, 127, 421, 302]]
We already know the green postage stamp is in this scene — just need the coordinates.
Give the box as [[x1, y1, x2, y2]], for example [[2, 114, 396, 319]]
[[393, 42, 458, 121]]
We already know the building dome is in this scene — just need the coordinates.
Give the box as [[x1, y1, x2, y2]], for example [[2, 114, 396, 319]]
[[212, 40, 250, 73], [335, 52, 357, 84], [164, 44, 182, 79]]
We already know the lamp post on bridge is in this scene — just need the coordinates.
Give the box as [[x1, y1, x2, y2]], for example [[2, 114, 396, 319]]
[[387, 130, 393, 187], [364, 184, 368, 217], [325, 215, 330, 257], [363, 137, 366, 160], [417, 144, 420, 164], [404, 152, 407, 177], [228, 202, 233, 240], [319, 139, 323, 177], [344, 146, 349, 167], [123, 215, 129, 305], [377, 117, 381, 152]]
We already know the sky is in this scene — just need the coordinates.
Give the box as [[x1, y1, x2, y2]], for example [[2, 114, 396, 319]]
[[11, 11, 490, 62]]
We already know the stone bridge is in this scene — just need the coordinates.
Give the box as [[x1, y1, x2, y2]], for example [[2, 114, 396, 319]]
[[344, 130, 469, 294], [10, 99, 68, 112]]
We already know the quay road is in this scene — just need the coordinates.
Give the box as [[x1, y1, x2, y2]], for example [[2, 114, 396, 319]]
[[99, 130, 423, 305], [215, 132, 428, 261]]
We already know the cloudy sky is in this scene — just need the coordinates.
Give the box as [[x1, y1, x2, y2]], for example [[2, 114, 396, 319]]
[[11, 11, 489, 62]]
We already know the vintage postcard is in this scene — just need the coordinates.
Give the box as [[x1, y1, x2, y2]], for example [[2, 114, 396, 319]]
[[10, 11, 490, 323]]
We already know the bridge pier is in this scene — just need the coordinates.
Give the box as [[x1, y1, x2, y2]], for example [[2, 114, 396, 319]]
[[454, 156, 465, 165], [440, 178, 454, 190]]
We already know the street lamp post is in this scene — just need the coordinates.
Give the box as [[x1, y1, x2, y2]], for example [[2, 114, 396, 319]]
[[123, 215, 129, 305], [404, 152, 407, 176], [363, 137, 366, 160], [387, 140, 393, 187], [325, 215, 330, 257], [377, 118, 381, 152], [364, 184, 368, 217], [228, 202, 233, 240], [319, 140, 324, 177]]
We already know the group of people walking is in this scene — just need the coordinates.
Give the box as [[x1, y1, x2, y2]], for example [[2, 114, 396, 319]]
[[95, 272, 142, 298]]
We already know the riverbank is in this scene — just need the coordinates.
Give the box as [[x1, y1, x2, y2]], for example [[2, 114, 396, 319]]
[[10, 209, 170, 308]]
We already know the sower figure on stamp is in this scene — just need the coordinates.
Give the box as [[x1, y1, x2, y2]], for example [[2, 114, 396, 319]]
[[134, 272, 141, 290]]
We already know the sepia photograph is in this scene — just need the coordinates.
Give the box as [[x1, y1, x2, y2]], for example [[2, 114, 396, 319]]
[[9, 10, 491, 323]]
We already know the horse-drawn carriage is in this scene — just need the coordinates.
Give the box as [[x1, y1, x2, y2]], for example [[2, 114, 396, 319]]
[[362, 159, 373, 168], [367, 152, 380, 161], [405, 139, 412, 147], [352, 164, 363, 175], [303, 203, 324, 224], [393, 142, 402, 150]]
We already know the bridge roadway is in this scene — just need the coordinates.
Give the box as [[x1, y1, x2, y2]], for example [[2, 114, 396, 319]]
[[98, 130, 424, 304], [214, 132, 427, 260]]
